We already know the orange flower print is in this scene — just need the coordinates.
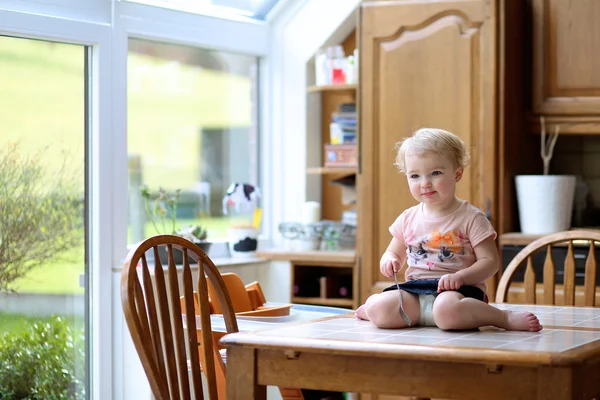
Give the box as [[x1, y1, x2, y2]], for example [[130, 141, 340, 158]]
[[427, 230, 463, 253]]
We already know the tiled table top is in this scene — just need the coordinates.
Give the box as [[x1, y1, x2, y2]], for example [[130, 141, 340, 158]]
[[249, 304, 600, 353]]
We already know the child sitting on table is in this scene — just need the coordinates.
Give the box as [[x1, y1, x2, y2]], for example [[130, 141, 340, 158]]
[[355, 128, 542, 332]]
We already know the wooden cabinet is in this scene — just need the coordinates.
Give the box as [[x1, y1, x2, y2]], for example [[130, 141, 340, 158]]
[[532, 0, 600, 119], [357, 0, 522, 301]]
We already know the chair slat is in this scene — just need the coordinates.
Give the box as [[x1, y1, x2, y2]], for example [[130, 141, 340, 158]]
[[141, 254, 167, 383], [584, 241, 597, 307], [167, 247, 191, 400], [563, 241, 576, 306], [197, 260, 219, 400], [524, 257, 536, 304], [181, 253, 204, 400], [154, 246, 179, 399], [543, 244, 555, 305]]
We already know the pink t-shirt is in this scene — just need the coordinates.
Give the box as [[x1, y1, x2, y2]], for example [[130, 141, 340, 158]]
[[389, 200, 497, 292]]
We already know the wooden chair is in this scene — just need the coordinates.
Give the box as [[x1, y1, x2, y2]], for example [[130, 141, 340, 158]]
[[180, 273, 305, 400], [496, 230, 600, 306], [121, 234, 238, 400]]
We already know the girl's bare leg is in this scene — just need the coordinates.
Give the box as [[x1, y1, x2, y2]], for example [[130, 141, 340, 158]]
[[355, 290, 420, 329], [432, 291, 542, 332]]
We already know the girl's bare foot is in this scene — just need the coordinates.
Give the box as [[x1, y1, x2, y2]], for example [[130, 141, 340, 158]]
[[504, 311, 543, 332], [355, 304, 369, 320]]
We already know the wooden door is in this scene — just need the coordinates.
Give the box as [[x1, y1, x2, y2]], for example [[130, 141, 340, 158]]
[[358, 0, 497, 301], [532, 0, 600, 115]]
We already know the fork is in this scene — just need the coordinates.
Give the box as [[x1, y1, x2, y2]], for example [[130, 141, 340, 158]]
[[394, 270, 413, 326]]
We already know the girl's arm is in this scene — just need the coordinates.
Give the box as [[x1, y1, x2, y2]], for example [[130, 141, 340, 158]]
[[455, 237, 499, 285], [380, 237, 408, 278]]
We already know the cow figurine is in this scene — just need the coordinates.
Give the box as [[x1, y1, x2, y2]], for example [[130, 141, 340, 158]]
[[222, 182, 260, 215]]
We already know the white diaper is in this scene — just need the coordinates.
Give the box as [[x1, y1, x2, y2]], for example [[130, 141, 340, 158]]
[[417, 294, 437, 326]]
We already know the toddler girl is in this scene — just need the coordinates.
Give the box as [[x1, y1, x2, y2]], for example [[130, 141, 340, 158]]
[[355, 128, 542, 332]]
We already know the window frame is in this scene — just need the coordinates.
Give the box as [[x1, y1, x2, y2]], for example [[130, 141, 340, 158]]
[[0, 8, 114, 399], [0, 1, 271, 398]]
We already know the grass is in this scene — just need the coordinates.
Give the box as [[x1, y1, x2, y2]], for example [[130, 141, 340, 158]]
[[0, 312, 81, 336], [12, 216, 239, 295]]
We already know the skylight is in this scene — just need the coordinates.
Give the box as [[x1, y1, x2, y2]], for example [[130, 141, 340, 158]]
[[126, 0, 283, 21]]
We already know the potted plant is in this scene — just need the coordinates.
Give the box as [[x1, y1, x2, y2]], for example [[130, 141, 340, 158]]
[[140, 185, 211, 263], [515, 117, 576, 234]]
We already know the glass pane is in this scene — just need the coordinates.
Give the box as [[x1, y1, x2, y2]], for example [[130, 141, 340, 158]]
[[0, 36, 87, 398], [125, 0, 281, 20], [127, 38, 259, 244]]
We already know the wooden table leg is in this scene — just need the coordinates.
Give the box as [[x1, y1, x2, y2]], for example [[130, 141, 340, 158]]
[[227, 347, 266, 400]]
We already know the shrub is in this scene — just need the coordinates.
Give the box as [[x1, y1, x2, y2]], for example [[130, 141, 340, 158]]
[[0, 143, 84, 293], [0, 316, 85, 399]]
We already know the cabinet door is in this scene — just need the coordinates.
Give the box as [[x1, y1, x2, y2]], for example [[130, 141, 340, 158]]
[[532, 0, 600, 115], [358, 0, 497, 300]]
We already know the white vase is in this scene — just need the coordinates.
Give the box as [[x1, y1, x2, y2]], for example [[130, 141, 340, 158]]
[[227, 227, 259, 257], [515, 175, 577, 234]]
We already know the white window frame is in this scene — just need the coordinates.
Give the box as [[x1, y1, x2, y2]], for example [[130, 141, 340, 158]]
[[0, 1, 270, 399], [0, 8, 114, 400], [114, 3, 271, 398]]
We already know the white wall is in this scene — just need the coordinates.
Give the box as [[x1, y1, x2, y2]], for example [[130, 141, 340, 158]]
[[269, 0, 360, 240]]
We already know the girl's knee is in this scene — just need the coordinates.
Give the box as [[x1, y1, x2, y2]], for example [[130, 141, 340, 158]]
[[432, 295, 462, 330], [364, 295, 400, 328], [364, 296, 390, 327]]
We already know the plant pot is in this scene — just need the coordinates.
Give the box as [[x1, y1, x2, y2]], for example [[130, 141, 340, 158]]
[[227, 227, 259, 257], [157, 241, 212, 265], [515, 175, 576, 234]]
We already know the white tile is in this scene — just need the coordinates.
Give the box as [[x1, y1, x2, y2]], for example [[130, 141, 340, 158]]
[[401, 328, 474, 339], [309, 322, 359, 331], [258, 326, 333, 338], [462, 331, 546, 341], [499, 341, 575, 352], [439, 339, 510, 349], [549, 308, 600, 317], [319, 331, 397, 341], [377, 335, 443, 345], [572, 319, 600, 329]]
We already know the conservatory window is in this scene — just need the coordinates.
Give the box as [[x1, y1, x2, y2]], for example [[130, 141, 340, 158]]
[[127, 38, 259, 244]]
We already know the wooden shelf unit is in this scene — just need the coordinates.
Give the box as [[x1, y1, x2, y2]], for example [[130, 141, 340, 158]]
[[306, 166, 357, 175], [256, 249, 356, 264], [291, 297, 354, 307], [307, 84, 357, 93]]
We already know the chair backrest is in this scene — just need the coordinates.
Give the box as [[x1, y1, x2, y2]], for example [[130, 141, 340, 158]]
[[121, 234, 238, 400], [496, 230, 600, 306]]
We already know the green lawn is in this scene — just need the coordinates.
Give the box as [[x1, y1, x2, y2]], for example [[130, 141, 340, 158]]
[[0, 312, 82, 335], [12, 216, 237, 295]]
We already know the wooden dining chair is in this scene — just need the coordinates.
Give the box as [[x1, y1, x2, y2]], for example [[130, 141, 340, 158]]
[[121, 234, 238, 400], [496, 230, 600, 306]]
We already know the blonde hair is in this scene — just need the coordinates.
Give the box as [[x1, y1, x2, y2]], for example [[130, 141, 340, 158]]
[[394, 128, 470, 173]]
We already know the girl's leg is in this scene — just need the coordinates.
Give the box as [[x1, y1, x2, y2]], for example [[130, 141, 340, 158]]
[[355, 290, 420, 329], [432, 291, 542, 332]]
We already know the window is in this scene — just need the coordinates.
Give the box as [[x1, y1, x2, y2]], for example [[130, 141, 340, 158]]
[[125, 0, 282, 20], [0, 35, 87, 399], [127, 38, 259, 243]]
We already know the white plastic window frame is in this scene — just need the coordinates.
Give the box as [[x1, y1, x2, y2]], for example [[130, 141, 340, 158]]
[[0, 1, 271, 398], [115, 0, 272, 246], [0, 8, 114, 400], [114, 4, 271, 397]]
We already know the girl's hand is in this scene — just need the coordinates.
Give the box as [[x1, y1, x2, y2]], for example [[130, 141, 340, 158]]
[[438, 274, 464, 292], [380, 252, 401, 278]]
